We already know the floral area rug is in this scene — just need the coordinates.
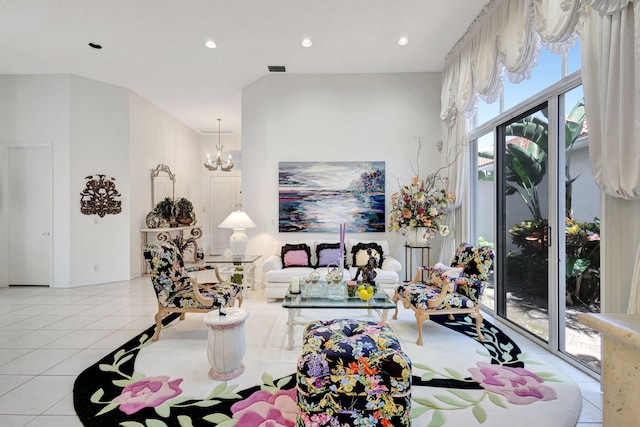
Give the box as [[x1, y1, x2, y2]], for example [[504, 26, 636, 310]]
[[73, 308, 582, 427]]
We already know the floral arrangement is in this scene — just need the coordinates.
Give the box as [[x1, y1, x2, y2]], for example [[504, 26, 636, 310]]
[[389, 173, 455, 239]]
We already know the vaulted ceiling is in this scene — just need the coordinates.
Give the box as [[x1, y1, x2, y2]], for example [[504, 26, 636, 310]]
[[0, 0, 489, 135]]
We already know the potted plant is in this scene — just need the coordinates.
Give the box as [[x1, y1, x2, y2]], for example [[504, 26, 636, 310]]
[[388, 174, 454, 245], [154, 197, 176, 227], [388, 140, 455, 246], [175, 197, 196, 225]]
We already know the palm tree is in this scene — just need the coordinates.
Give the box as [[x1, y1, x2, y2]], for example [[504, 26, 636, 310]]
[[504, 99, 585, 220]]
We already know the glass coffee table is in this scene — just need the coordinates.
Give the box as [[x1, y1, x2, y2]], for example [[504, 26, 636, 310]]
[[204, 254, 262, 295], [281, 284, 396, 350]]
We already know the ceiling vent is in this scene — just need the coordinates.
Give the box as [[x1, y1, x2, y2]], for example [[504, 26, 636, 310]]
[[268, 65, 286, 72]]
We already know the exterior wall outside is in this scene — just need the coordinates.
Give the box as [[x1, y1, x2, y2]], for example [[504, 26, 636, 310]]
[[568, 140, 600, 223], [476, 139, 600, 249]]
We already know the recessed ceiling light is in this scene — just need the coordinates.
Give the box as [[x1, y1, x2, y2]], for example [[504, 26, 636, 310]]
[[301, 38, 313, 48], [205, 40, 217, 49], [88, 42, 102, 49], [398, 37, 409, 46]]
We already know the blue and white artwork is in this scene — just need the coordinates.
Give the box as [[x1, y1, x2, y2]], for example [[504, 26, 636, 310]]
[[279, 161, 385, 232]]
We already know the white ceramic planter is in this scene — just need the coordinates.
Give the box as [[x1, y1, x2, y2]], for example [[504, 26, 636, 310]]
[[203, 308, 249, 380]]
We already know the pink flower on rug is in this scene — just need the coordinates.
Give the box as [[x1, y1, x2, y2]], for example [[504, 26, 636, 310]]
[[112, 375, 183, 415], [231, 388, 297, 426], [469, 362, 557, 405]]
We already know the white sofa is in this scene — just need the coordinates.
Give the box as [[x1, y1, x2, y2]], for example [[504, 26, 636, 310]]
[[263, 238, 401, 300]]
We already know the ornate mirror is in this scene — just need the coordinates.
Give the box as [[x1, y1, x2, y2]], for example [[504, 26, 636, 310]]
[[151, 164, 175, 209]]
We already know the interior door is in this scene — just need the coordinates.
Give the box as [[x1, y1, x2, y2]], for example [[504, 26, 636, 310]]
[[8, 145, 52, 286], [209, 175, 241, 255]]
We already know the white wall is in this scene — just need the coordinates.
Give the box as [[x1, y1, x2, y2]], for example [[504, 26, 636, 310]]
[[70, 76, 130, 285], [0, 74, 72, 287], [0, 74, 204, 287], [129, 92, 204, 278], [241, 72, 444, 277]]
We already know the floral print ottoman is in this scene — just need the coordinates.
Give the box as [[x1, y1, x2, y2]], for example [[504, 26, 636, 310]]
[[296, 319, 412, 426]]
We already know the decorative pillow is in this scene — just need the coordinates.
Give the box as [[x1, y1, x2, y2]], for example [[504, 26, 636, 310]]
[[433, 262, 464, 279], [315, 243, 344, 268], [351, 242, 384, 268], [281, 243, 311, 268], [423, 267, 455, 292]]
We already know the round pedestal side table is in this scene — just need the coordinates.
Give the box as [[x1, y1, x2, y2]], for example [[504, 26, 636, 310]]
[[203, 308, 249, 380]]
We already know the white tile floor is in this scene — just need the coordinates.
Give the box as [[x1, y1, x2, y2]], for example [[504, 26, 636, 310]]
[[0, 277, 603, 426]]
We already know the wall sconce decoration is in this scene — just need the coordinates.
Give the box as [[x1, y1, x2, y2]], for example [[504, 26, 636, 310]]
[[80, 174, 122, 217]]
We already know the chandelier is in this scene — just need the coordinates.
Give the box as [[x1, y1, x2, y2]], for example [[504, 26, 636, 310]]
[[203, 118, 233, 171]]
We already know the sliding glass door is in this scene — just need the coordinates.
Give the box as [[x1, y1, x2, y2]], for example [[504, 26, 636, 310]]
[[496, 103, 550, 342], [473, 83, 601, 374], [560, 86, 601, 373]]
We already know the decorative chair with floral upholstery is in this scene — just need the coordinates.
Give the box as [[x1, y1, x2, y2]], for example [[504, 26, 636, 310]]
[[296, 319, 412, 426], [393, 243, 494, 345], [143, 242, 243, 341]]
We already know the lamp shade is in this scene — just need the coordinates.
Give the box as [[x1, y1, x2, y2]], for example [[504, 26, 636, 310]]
[[218, 210, 256, 229], [218, 210, 256, 257]]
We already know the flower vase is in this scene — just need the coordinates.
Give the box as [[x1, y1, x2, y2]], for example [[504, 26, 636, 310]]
[[407, 226, 431, 247]]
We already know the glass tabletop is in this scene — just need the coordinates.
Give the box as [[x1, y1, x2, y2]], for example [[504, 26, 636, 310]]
[[205, 254, 262, 264], [282, 283, 395, 309]]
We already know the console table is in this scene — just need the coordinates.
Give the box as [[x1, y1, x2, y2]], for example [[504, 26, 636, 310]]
[[404, 244, 431, 282], [141, 225, 203, 273]]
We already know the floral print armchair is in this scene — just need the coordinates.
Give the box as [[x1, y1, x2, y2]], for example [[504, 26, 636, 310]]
[[143, 242, 242, 341], [296, 319, 412, 427], [393, 243, 494, 345]]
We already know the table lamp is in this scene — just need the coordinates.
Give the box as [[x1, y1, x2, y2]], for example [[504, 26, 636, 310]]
[[218, 209, 257, 256]]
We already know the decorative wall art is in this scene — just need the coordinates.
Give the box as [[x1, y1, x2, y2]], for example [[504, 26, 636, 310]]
[[279, 161, 385, 232], [80, 174, 122, 217]]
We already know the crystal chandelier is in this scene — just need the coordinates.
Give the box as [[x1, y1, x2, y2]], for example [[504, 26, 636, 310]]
[[203, 118, 233, 171]]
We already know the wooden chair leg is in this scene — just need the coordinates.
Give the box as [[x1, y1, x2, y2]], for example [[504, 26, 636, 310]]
[[415, 311, 429, 346], [152, 311, 164, 341], [392, 293, 400, 320], [470, 311, 485, 341], [179, 313, 186, 320]]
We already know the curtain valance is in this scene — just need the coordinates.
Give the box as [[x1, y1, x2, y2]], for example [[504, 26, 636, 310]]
[[441, 0, 584, 123], [442, 0, 640, 199], [588, 0, 635, 15]]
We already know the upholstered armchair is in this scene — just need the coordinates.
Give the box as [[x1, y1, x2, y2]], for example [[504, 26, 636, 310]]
[[143, 242, 243, 341], [393, 243, 494, 345]]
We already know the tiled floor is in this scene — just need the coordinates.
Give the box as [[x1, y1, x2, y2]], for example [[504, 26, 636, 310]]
[[0, 277, 603, 426]]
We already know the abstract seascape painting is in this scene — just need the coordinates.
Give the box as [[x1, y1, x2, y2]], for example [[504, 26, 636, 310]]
[[279, 161, 385, 232]]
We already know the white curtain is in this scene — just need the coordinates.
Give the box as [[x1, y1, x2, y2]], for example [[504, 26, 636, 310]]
[[579, 0, 640, 313], [581, 1, 640, 199], [440, 115, 469, 263], [441, 0, 583, 125], [628, 241, 640, 314], [440, 0, 584, 243]]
